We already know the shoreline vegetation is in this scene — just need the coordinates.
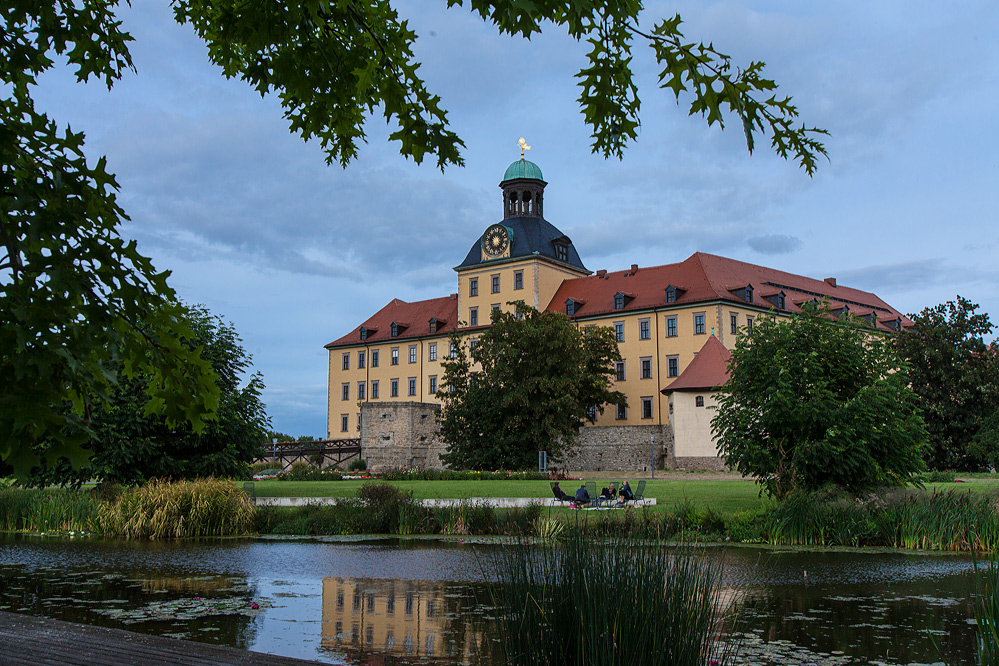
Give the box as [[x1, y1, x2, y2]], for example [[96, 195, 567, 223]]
[[1, 475, 999, 551]]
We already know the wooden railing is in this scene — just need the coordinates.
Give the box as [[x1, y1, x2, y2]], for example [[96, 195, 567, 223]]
[[256, 438, 361, 469]]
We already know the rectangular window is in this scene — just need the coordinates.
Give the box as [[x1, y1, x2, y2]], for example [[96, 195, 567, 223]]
[[614, 321, 625, 342], [616, 403, 627, 420], [341, 383, 349, 400], [615, 361, 626, 381], [470, 339, 479, 356], [694, 313, 706, 335], [409, 345, 417, 363], [391, 379, 399, 397], [731, 313, 738, 335], [641, 397, 653, 419], [666, 315, 677, 338], [469, 277, 478, 297], [746, 316, 754, 329], [342, 353, 350, 371], [449, 342, 457, 358], [491, 274, 500, 293], [391, 347, 399, 365], [429, 343, 437, 361], [357, 382, 365, 400], [371, 380, 379, 399], [408, 378, 417, 396], [358, 351, 365, 369], [429, 375, 437, 394], [587, 405, 598, 420], [696, 395, 705, 407], [514, 270, 523, 290], [340, 414, 348, 432], [371, 350, 379, 367], [641, 357, 652, 379], [667, 355, 679, 378], [469, 307, 478, 327], [639, 318, 650, 340], [491, 303, 500, 312]]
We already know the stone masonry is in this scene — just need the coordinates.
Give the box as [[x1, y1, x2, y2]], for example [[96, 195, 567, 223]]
[[359, 401, 728, 472], [360, 402, 446, 472]]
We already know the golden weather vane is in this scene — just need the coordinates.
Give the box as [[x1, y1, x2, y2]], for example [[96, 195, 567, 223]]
[[518, 137, 532, 158]]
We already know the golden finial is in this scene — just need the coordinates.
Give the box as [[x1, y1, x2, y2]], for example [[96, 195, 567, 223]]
[[518, 137, 532, 158]]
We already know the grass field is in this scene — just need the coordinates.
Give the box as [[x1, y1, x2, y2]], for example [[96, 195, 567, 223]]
[[247, 477, 999, 518]]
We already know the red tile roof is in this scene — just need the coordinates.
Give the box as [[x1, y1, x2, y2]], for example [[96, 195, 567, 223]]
[[547, 252, 912, 332], [662, 336, 732, 392], [324, 295, 459, 348]]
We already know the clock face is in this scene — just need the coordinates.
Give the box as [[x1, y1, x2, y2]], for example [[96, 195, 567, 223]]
[[483, 224, 509, 257]]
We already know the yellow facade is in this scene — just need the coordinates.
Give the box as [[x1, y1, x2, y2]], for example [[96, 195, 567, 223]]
[[325, 157, 909, 440]]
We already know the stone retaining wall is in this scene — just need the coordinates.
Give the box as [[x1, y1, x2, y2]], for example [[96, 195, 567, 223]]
[[358, 402, 729, 472]]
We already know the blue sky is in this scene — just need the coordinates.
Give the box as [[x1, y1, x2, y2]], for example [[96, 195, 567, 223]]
[[31, 1, 999, 438]]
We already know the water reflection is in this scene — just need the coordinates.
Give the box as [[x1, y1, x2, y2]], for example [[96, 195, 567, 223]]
[[0, 535, 984, 665], [320, 578, 495, 664]]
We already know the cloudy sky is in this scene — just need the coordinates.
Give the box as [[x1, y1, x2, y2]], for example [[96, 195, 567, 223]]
[[31, 1, 999, 438]]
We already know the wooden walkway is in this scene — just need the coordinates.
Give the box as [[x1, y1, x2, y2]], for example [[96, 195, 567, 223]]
[[0, 611, 327, 666]]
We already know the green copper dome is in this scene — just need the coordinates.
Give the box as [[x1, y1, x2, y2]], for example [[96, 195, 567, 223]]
[[503, 158, 544, 181]]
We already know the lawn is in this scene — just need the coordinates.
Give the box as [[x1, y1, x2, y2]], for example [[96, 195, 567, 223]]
[[246, 477, 999, 518], [249, 478, 769, 516]]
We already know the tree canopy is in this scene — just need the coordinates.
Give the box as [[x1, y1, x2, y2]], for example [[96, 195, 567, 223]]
[[28, 305, 269, 487], [712, 304, 926, 499], [436, 302, 625, 470], [893, 297, 999, 471], [2, 1, 825, 479]]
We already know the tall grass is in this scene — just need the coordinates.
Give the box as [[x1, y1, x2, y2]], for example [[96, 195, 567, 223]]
[[0, 487, 101, 533], [486, 531, 741, 666], [98, 478, 255, 539], [975, 552, 999, 666], [762, 489, 999, 551]]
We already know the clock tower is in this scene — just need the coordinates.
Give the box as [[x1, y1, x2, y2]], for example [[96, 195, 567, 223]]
[[454, 148, 590, 328]]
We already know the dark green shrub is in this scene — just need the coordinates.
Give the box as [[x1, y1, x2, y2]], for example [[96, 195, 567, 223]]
[[348, 458, 368, 471], [927, 470, 957, 483]]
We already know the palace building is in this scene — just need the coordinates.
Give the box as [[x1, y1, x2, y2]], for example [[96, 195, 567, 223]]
[[325, 156, 912, 470]]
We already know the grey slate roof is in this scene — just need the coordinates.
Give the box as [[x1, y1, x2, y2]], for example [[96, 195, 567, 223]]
[[455, 216, 588, 271]]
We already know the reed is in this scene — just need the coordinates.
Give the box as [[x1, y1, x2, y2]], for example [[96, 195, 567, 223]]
[[486, 531, 741, 666], [976, 551, 999, 666], [0, 487, 101, 533], [98, 478, 255, 539]]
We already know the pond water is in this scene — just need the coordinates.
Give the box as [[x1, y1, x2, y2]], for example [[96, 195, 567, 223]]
[[0, 534, 981, 665]]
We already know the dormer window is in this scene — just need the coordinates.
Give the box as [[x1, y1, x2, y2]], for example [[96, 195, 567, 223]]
[[552, 238, 569, 263], [391, 322, 408, 337], [428, 318, 445, 334], [836, 305, 849, 319], [664, 285, 685, 304], [884, 317, 901, 332], [737, 285, 754, 303], [359, 327, 368, 341], [565, 298, 576, 316], [763, 291, 787, 310], [614, 293, 624, 310], [777, 292, 785, 309]]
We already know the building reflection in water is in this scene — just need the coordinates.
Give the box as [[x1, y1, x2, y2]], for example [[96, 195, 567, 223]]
[[321, 577, 496, 665]]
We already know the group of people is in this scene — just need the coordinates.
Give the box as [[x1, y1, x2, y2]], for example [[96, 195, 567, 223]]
[[552, 481, 635, 508]]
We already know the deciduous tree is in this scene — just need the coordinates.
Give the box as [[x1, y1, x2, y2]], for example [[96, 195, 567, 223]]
[[437, 303, 625, 470], [893, 297, 999, 471], [28, 305, 269, 487], [713, 304, 926, 499]]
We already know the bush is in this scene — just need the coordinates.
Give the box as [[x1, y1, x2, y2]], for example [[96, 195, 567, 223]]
[[348, 458, 367, 471]]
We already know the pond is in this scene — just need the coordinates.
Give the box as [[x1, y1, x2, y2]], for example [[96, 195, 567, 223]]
[[0, 534, 981, 665]]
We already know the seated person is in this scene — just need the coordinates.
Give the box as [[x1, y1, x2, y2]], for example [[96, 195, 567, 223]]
[[600, 483, 617, 500], [552, 482, 570, 501], [619, 481, 634, 502], [574, 484, 590, 507]]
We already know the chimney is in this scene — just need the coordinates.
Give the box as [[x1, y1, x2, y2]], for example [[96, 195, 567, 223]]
[[596, 269, 607, 277], [630, 264, 639, 273], [824, 277, 837, 288]]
